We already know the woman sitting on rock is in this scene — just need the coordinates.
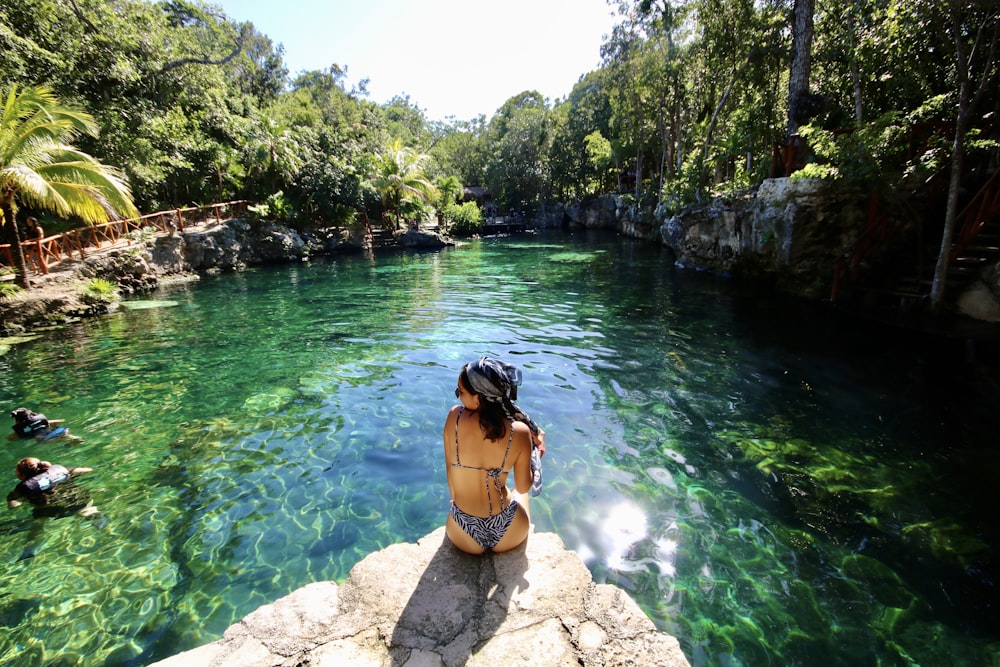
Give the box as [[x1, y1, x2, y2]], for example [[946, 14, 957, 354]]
[[443, 357, 544, 554]]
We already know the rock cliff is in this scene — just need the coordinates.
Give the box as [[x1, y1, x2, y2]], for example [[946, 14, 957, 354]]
[[0, 219, 453, 333], [551, 179, 1000, 318], [149, 528, 690, 667]]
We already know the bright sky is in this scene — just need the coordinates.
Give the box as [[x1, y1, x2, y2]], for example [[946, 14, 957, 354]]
[[211, 0, 619, 122]]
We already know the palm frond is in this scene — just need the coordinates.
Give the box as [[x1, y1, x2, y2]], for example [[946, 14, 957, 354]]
[[34, 162, 138, 222], [1, 85, 137, 225]]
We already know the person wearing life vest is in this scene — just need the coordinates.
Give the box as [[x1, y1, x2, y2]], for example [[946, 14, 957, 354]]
[[9, 407, 70, 440], [7, 457, 95, 514], [10, 408, 50, 438]]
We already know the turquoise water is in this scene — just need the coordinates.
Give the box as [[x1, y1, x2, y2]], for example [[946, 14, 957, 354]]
[[1, 231, 997, 666]]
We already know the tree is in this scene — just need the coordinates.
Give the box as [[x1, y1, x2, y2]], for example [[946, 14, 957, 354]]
[[787, 0, 816, 137], [245, 116, 304, 195], [429, 116, 489, 188], [548, 70, 615, 199], [929, 0, 1000, 308], [381, 95, 433, 147], [435, 175, 464, 209], [369, 138, 438, 228], [485, 91, 552, 212], [0, 85, 138, 288]]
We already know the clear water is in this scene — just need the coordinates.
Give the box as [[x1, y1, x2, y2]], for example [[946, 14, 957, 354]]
[[1, 231, 997, 666]]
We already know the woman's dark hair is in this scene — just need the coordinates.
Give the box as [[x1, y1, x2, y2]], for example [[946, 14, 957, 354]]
[[460, 366, 509, 441]]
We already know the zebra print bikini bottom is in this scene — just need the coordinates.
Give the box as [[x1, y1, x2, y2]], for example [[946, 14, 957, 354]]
[[450, 499, 520, 551]]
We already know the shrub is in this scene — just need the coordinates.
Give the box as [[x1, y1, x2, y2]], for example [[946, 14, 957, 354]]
[[248, 191, 295, 223], [128, 226, 157, 245], [78, 278, 119, 306], [443, 202, 483, 237], [0, 268, 20, 298], [0, 282, 21, 298]]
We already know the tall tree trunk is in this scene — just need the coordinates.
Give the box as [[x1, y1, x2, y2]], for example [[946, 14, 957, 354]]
[[847, 11, 864, 124], [851, 60, 864, 124], [1, 202, 30, 289], [929, 117, 967, 307], [698, 60, 749, 198], [657, 104, 667, 195], [635, 146, 644, 200], [787, 0, 815, 137], [929, 0, 999, 309]]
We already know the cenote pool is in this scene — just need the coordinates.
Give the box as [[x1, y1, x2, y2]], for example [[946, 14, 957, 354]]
[[1, 231, 997, 666]]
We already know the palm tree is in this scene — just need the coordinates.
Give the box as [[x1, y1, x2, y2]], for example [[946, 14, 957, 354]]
[[435, 175, 464, 209], [369, 138, 437, 229], [1, 84, 139, 289], [247, 117, 304, 195]]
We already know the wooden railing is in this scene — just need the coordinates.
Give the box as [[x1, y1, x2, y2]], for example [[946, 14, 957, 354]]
[[949, 167, 1000, 262], [1, 200, 249, 276], [830, 167, 1000, 303]]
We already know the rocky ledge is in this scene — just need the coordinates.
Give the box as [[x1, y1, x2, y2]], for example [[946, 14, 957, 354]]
[[150, 527, 690, 667], [0, 219, 454, 334]]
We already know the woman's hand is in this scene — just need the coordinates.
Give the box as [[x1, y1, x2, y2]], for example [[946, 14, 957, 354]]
[[533, 429, 546, 457]]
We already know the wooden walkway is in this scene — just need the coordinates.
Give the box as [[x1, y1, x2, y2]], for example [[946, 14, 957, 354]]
[[1, 201, 249, 277]]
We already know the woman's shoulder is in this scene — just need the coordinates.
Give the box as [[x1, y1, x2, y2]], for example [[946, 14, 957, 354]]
[[511, 419, 531, 433], [510, 420, 533, 446], [444, 404, 465, 428]]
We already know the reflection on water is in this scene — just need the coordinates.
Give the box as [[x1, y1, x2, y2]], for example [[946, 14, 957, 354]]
[[0, 231, 997, 666]]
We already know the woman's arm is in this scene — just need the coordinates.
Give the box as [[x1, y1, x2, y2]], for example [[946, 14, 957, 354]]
[[442, 407, 458, 500], [510, 422, 533, 496]]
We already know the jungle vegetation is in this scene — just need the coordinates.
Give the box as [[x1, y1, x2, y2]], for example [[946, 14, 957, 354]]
[[1, 0, 997, 303]]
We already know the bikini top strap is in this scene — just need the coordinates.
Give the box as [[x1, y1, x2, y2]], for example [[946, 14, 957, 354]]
[[454, 406, 463, 466], [499, 422, 514, 469]]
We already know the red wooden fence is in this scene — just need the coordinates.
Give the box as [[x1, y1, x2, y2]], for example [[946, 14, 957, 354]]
[[1, 201, 249, 276]]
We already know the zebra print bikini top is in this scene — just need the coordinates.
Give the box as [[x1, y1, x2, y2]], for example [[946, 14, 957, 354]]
[[451, 407, 514, 517]]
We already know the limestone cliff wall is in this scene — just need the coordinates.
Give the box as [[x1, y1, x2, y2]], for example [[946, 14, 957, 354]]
[[552, 179, 874, 300]]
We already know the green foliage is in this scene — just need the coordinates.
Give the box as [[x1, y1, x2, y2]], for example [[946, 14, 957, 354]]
[[794, 113, 913, 187], [547, 70, 615, 200], [0, 282, 21, 299], [429, 117, 489, 187], [381, 95, 433, 147], [247, 202, 270, 219], [128, 226, 158, 246], [247, 191, 295, 222], [0, 267, 21, 298], [435, 175, 464, 208], [583, 131, 614, 194], [368, 138, 438, 228], [0, 83, 140, 288], [2, 0, 995, 237], [78, 278, 119, 306], [790, 163, 839, 180], [484, 91, 552, 212], [444, 202, 484, 237], [658, 147, 702, 215]]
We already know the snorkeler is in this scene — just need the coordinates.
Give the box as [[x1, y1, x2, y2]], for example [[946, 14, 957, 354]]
[[9, 407, 70, 441], [7, 457, 95, 514], [7, 457, 101, 560]]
